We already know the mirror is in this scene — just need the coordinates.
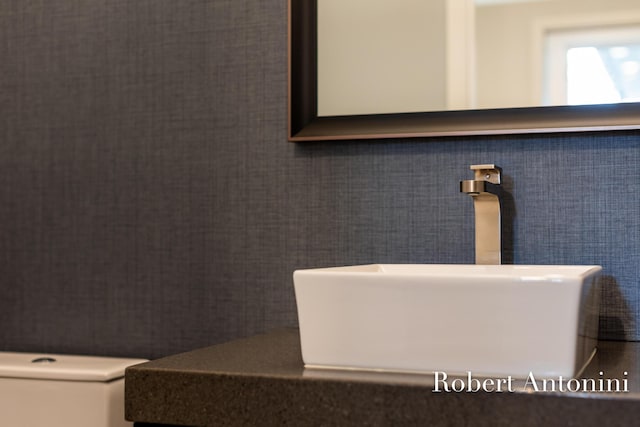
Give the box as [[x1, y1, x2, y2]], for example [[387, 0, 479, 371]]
[[288, 0, 640, 141]]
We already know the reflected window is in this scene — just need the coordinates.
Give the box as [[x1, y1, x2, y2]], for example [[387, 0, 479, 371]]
[[545, 26, 640, 106]]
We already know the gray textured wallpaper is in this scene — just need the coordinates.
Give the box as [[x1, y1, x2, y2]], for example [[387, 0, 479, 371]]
[[0, 0, 639, 360]]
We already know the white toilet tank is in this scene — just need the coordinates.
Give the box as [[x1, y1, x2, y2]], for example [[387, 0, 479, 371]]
[[0, 352, 147, 427]]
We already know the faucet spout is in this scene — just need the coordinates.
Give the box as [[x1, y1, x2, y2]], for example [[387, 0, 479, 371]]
[[460, 165, 502, 265]]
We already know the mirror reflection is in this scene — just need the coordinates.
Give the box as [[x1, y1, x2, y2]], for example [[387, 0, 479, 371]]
[[318, 0, 640, 117]]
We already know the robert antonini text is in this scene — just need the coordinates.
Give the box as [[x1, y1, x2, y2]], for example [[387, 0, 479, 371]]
[[432, 371, 629, 393]]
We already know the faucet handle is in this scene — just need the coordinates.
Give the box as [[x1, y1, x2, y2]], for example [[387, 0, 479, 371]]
[[470, 164, 501, 184]]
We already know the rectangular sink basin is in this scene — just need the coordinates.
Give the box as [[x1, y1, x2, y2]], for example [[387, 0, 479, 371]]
[[293, 264, 602, 379]]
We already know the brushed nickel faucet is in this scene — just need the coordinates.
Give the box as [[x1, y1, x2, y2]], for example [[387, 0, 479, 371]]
[[460, 164, 502, 265]]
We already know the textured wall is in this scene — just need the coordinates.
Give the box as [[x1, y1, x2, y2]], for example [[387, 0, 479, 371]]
[[0, 1, 639, 360]]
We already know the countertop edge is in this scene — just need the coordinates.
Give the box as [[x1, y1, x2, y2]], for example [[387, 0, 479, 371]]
[[125, 329, 640, 427]]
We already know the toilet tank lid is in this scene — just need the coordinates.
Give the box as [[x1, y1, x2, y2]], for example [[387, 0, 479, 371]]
[[0, 352, 148, 382]]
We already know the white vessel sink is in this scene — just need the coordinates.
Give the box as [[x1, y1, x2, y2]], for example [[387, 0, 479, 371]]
[[293, 264, 602, 379]]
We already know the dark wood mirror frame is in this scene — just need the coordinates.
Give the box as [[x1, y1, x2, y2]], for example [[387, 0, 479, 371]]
[[288, 0, 640, 142]]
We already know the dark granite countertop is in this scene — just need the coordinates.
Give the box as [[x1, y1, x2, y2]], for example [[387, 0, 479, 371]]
[[125, 328, 640, 427]]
